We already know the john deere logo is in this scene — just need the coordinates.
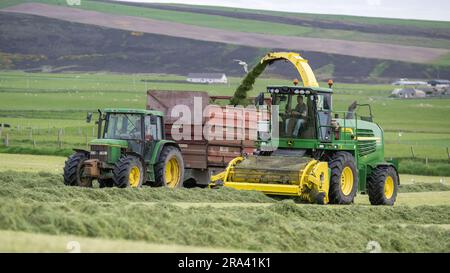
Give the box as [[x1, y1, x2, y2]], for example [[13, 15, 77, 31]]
[[287, 140, 294, 146]]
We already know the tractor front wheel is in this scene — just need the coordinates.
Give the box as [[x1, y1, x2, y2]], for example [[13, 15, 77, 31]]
[[328, 151, 358, 204], [367, 166, 399, 206], [154, 146, 185, 188], [63, 152, 93, 187], [113, 155, 144, 188]]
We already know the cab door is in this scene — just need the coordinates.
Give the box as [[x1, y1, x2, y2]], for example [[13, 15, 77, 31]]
[[144, 115, 162, 161], [316, 94, 332, 142]]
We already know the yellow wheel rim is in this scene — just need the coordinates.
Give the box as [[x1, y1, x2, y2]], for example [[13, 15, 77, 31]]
[[384, 176, 394, 199], [129, 166, 141, 188], [165, 157, 180, 188], [340, 166, 354, 196]]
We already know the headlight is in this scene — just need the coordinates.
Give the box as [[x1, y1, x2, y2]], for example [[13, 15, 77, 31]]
[[294, 89, 299, 94], [274, 89, 279, 93], [90, 151, 97, 155], [99, 151, 108, 156], [305, 90, 311, 95]]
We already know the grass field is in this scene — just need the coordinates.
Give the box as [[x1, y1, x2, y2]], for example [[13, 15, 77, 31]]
[[1, 1, 449, 254], [0, 230, 239, 252], [1, 71, 449, 164], [0, 170, 449, 252]]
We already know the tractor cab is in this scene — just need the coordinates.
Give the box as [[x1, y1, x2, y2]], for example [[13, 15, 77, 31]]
[[86, 108, 164, 164], [265, 86, 333, 142], [98, 109, 163, 160], [63, 108, 184, 189]]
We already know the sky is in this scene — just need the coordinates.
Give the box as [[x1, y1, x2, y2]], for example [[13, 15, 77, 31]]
[[114, 0, 450, 21]]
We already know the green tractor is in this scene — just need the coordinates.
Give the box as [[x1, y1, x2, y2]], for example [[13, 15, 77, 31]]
[[211, 52, 400, 205], [63, 108, 184, 188]]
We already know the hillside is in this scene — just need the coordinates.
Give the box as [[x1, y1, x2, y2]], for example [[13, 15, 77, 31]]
[[111, 0, 450, 40], [0, 0, 449, 81], [0, 11, 448, 82]]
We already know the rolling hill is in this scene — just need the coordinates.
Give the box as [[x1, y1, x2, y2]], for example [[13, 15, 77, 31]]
[[0, 0, 449, 82]]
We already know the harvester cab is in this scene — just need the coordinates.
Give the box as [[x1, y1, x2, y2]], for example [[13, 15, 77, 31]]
[[63, 108, 184, 189], [264, 85, 333, 142], [211, 52, 400, 206]]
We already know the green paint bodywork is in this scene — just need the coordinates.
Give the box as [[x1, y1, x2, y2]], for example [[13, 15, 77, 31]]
[[85, 109, 177, 183], [263, 88, 395, 192], [90, 138, 128, 147], [89, 138, 128, 164]]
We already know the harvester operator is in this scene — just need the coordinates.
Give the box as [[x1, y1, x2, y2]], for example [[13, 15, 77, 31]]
[[286, 95, 307, 137]]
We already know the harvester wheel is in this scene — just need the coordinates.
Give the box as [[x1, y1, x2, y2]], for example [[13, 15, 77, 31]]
[[367, 166, 398, 206], [154, 146, 185, 188], [63, 152, 93, 187], [328, 152, 358, 204], [113, 155, 144, 188]]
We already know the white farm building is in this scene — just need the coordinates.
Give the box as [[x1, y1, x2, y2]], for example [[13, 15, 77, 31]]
[[186, 73, 228, 84]]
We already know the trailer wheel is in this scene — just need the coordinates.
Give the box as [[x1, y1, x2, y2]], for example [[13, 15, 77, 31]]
[[328, 152, 358, 204], [63, 152, 93, 187], [113, 155, 144, 188], [154, 146, 185, 188], [367, 166, 398, 206]]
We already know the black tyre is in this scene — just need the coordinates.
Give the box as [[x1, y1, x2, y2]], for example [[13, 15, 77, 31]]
[[154, 146, 185, 188], [328, 151, 358, 204], [367, 166, 399, 206], [63, 152, 93, 187], [98, 179, 114, 188], [113, 155, 144, 188]]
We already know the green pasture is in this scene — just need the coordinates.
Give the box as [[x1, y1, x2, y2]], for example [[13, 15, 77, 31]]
[[1, 70, 449, 162]]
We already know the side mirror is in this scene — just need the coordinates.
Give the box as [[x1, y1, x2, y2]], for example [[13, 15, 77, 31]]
[[86, 112, 93, 123], [255, 92, 264, 106], [334, 113, 339, 119]]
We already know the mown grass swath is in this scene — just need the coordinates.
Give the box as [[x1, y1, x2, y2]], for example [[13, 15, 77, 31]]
[[0, 171, 449, 252]]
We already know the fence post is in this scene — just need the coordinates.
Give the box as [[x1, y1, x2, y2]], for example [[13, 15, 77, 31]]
[[29, 128, 33, 140], [0, 123, 2, 138], [33, 139, 36, 148], [410, 146, 415, 159], [425, 157, 428, 166], [447, 147, 450, 164], [58, 128, 62, 149], [4, 134, 9, 147]]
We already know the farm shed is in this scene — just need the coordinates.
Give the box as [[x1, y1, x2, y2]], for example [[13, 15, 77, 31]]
[[186, 73, 228, 84]]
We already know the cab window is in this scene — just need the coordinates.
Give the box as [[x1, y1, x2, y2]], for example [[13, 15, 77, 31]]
[[145, 115, 162, 141]]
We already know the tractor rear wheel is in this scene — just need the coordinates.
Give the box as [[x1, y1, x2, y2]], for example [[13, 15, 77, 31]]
[[367, 166, 398, 206], [328, 152, 358, 204], [113, 155, 144, 188], [154, 146, 185, 188], [63, 152, 93, 187]]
